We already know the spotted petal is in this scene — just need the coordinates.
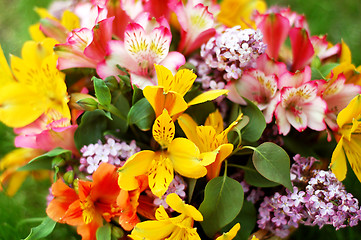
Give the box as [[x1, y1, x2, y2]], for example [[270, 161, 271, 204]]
[[148, 153, 174, 197], [152, 109, 175, 148]]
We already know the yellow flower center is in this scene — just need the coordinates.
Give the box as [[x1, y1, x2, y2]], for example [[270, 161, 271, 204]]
[[80, 196, 96, 224]]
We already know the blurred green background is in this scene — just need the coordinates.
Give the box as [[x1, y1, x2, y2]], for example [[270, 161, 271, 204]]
[[0, 0, 361, 239]]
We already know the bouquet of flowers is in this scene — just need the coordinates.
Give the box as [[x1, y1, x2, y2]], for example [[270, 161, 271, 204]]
[[1, 0, 361, 239]]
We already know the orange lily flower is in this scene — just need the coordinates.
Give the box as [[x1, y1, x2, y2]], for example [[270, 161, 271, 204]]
[[46, 163, 120, 240], [117, 175, 156, 231]]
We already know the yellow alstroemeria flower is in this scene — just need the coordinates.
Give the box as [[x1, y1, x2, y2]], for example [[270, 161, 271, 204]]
[[143, 64, 228, 118], [328, 40, 361, 86], [330, 94, 361, 181], [118, 109, 216, 197], [0, 38, 70, 128], [129, 193, 203, 240], [215, 223, 241, 240], [178, 110, 243, 180], [217, 0, 267, 29], [0, 148, 47, 196]]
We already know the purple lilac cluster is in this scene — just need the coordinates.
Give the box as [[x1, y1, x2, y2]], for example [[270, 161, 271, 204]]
[[258, 155, 361, 238], [231, 171, 265, 204], [79, 136, 140, 174], [191, 26, 266, 90], [147, 175, 187, 211]]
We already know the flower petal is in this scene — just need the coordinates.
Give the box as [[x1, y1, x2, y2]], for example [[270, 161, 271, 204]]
[[118, 151, 155, 191], [143, 86, 188, 117], [330, 138, 347, 181], [166, 193, 203, 221], [187, 89, 228, 106], [152, 109, 175, 148], [168, 138, 207, 179], [148, 153, 174, 197]]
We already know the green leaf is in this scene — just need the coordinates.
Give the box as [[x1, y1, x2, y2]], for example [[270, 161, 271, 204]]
[[319, 63, 339, 77], [127, 98, 155, 131], [18, 148, 70, 171], [251, 142, 292, 190], [0, 122, 15, 158], [244, 159, 279, 188], [96, 223, 111, 240], [74, 110, 108, 150], [108, 91, 129, 134], [311, 63, 339, 80], [132, 84, 144, 105], [199, 176, 244, 238], [241, 98, 266, 143], [104, 76, 119, 91], [93, 77, 111, 107], [311, 67, 324, 80], [222, 201, 257, 240], [23, 217, 56, 240]]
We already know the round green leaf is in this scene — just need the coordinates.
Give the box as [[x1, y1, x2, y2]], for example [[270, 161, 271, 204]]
[[252, 142, 292, 190], [74, 110, 108, 150], [241, 98, 266, 143], [199, 176, 244, 238]]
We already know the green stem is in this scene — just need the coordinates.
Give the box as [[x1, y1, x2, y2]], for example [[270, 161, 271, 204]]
[[17, 217, 45, 227], [228, 163, 257, 173], [107, 104, 127, 121]]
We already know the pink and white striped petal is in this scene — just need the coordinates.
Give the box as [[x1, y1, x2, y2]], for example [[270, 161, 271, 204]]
[[276, 83, 326, 135]]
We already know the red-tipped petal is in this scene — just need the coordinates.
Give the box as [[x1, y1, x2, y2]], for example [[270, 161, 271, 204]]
[[290, 27, 315, 71], [258, 13, 290, 60]]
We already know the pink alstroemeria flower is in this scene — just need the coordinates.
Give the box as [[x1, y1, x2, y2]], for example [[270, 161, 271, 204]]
[[317, 74, 361, 131], [171, 0, 216, 56], [311, 35, 341, 61], [97, 13, 185, 88], [55, 17, 114, 70], [278, 65, 312, 89], [105, 0, 143, 40], [256, 8, 314, 72], [14, 113, 78, 156], [275, 82, 327, 135], [227, 69, 279, 123]]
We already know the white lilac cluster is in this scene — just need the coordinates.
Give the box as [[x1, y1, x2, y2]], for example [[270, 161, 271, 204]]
[[148, 175, 187, 211], [258, 155, 361, 238], [193, 26, 266, 90], [79, 136, 140, 174]]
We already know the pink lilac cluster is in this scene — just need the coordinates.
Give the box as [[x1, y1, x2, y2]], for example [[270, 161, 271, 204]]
[[79, 136, 140, 174], [191, 26, 266, 90], [147, 175, 187, 211], [257, 155, 361, 238]]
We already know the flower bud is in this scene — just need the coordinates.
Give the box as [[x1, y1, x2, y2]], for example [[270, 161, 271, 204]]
[[63, 170, 74, 184]]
